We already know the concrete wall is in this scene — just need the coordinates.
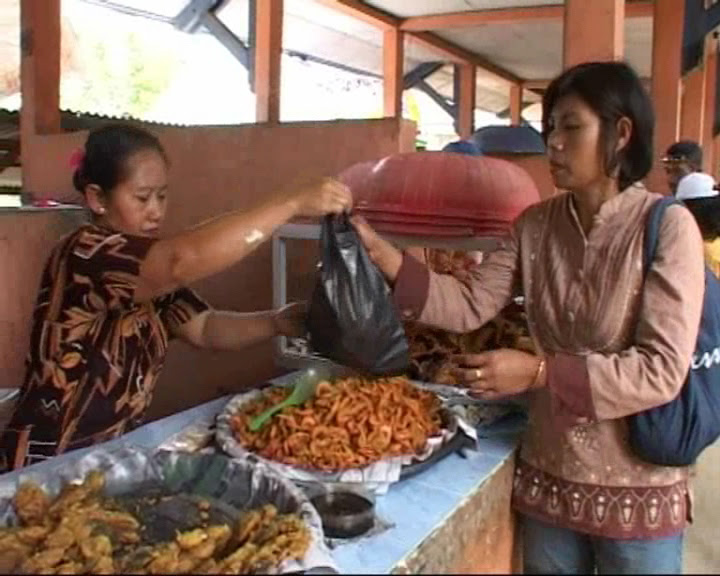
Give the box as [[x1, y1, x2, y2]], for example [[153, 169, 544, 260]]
[[3, 118, 417, 420]]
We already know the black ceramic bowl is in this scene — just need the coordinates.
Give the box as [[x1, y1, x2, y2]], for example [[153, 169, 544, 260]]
[[310, 490, 374, 539]]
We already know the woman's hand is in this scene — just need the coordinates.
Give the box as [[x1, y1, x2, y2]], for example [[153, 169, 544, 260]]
[[273, 302, 308, 339], [452, 349, 545, 399], [287, 177, 353, 218], [350, 215, 403, 284]]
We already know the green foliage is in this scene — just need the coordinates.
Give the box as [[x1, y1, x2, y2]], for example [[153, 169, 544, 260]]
[[62, 29, 176, 119]]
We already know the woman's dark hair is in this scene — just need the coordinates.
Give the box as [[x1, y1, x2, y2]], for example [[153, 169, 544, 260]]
[[685, 197, 720, 240], [542, 61, 654, 191], [72, 123, 167, 194]]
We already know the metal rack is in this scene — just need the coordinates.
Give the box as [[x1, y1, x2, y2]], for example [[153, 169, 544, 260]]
[[271, 221, 504, 371]]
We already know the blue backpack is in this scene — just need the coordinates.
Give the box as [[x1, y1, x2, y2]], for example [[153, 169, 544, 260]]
[[628, 197, 720, 467]]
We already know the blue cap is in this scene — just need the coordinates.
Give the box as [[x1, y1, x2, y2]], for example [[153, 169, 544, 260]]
[[442, 140, 481, 156]]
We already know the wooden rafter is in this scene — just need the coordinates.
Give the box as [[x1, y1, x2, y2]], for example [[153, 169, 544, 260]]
[[407, 32, 521, 84], [313, 0, 397, 30], [400, 1, 654, 32], [315, 0, 522, 85]]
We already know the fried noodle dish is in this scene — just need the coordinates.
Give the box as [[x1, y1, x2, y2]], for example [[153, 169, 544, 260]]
[[229, 376, 443, 471], [0, 471, 310, 575]]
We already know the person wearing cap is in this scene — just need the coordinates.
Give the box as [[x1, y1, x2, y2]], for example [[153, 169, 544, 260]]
[[441, 139, 481, 156], [680, 173, 720, 277], [662, 140, 708, 196]]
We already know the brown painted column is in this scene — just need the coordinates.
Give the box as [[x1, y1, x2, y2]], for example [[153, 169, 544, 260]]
[[703, 37, 718, 174], [563, 0, 624, 68], [383, 28, 404, 118], [255, 0, 284, 123], [510, 84, 522, 126], [19, 0, 61, 147], [456, 64, 476, 138], [680, 65, 706, 142], [648, 0, 685, 193]]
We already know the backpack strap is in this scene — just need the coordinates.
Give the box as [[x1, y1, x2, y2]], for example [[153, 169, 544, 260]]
[[643, 197, 682, 277]]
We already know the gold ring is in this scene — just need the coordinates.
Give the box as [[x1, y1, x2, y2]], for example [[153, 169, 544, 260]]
[[474, 368, 483, 380]]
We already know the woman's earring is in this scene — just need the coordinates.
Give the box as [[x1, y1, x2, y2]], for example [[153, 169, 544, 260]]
[[99, 208, 106, 214]]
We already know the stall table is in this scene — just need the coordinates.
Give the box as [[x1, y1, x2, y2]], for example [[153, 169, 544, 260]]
[[0, 378, 525, 574]]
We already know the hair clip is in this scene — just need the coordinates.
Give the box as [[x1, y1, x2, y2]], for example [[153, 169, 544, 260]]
[[69, 148, 85, 171]]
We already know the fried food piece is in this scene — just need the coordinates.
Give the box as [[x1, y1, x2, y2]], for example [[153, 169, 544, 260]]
[[15, 524, 50, 545], [14, 482, 50, 525], [236, 505, 277, 546], [147, 542, 180, 575], [20, 547, 67, 573], [55, 561, 84, 575], [218, 542, 258, 574], [80, 534, 113, 563], [0, 543, 29, 574], [206, 524, 232, 551], [86, 509, 140, 532], [43, 524, 76, 551], [176, 528, 208, 550], [48, 471, 105, 518], [196, 558, 219, 574], [92, 555, 115, 575]]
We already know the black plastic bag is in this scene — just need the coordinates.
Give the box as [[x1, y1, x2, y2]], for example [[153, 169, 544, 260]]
[[306, 214, 410, 375]]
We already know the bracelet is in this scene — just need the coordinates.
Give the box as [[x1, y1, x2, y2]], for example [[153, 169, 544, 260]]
[[532, 358, 546, 390]]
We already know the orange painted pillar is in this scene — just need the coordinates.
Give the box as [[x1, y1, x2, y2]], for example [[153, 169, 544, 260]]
[[19, 0, 61, 144], [648, 0, 685, 193], [510, 84, 522, 126], [255, 0, 284, 123], [680, 66, 706, 142], [456, 64, 476, 138], [383, 28, 404, 118], [703, 37, 718, 174], [563, 0, 624, 68]]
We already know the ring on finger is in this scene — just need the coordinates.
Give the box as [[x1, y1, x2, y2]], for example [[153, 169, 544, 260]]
[[474, 368, 483, 380]]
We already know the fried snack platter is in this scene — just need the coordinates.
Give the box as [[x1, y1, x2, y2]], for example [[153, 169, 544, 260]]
[[0, 448, 335, 575], [216, 376, 461, 490]]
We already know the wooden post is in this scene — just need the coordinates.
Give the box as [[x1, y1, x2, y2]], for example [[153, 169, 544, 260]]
[[456, 64, 476, 138], [648, 0, 685, 193], [255, 0, 284, 123], [510, 84, 522, 126], [563, 0, 624, 68], [703, 36, 718, 174], [19, 0, 61, 141], [383, 28, 404, 118], [680, 66, 706, 142]]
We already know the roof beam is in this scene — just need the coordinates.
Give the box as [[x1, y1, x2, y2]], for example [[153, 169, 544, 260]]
[[400, 1, 654, 31], [408, 32, 521, 84], [313, 0, 398, 30], [315, 1, 522, 85]]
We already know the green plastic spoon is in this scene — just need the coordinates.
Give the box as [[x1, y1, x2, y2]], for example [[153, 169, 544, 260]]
[[249, 368, 326, 432]]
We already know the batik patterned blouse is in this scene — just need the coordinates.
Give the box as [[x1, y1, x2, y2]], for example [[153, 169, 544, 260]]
[[1, 225, 208, 471]]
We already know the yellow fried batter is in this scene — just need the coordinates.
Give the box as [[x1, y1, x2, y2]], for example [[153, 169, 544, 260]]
[[176, 528, 207, 550], [80, 534, 113, 562], [92, 555, 115, 575], [14, 482, 50, 525], [20, 547, 67, 572], [4, 471, 310, 575], [55, 561, 84, 574]]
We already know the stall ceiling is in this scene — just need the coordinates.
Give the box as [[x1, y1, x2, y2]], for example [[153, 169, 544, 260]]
[[0, 0, 655, 116], [365, 0, 565, 18]]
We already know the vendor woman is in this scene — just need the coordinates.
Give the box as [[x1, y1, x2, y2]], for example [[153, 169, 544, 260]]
[[1, 124, 352, 471]]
